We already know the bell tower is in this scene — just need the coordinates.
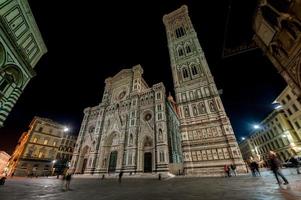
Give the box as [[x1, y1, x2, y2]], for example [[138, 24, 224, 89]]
[[163, 5, 245, 175]]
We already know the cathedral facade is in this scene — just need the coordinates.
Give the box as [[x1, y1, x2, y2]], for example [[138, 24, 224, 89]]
[[70, 65, 182, 174], [70, 5, 245, 176]]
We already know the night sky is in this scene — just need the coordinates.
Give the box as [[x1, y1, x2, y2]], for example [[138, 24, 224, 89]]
[[0, 0, 286, 154]]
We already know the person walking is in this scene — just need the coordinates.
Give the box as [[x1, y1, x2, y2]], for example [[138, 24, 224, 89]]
[[230, 164, 237, 176], [268, 151, 289, 185], [118, 171, 123, 183], [290, 156, 301, 174], [64, 173, 72, 191], [254, 161, 261, 176]]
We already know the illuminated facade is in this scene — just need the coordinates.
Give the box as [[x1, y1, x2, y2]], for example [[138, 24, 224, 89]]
[[275, 85, 301, 154], [253, 0, 301, 98], [0, 0, 47, 127], [239, 109, 300, 166], [0, 151, 10, 175], [70, 65, 182, 175], [163, 5, 245, 175], [7, 117, 76, 176]]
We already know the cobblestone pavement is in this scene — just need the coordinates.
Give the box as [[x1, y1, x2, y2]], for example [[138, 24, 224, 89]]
[[1, 169, 301, 200]]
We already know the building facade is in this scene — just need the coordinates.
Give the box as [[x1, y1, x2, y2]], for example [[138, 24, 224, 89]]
[[7, 117, 76, 176], [70, 65, 182, 175], [275, 85, 301, 154], [238, 139, 256, 162], [163, 5, 245, 175], [239, 109, 300, 166], [253, 0, 301, 98], [0, 151, 10, 175], [0, 0, 47, 127]]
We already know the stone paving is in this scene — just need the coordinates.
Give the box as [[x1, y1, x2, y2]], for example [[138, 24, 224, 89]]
[[0, 169, 301, 200]]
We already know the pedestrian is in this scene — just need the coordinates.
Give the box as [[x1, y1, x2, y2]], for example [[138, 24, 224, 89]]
[[230, 164, 237, 176], [101, 174, 105, 180], [64, 173, 72, 190], [118, 171, 123, 183], [254, 161, 261, 176], [268, 151, 289, 185], [224, 164, 230, 177], [290, 156, 301, 174], [158, 173, 162, 180]]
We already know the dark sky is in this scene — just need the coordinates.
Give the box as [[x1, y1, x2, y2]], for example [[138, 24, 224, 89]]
[[0, 0, 286, 154]]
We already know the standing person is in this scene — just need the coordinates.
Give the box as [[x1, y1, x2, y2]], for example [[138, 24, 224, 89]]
[[290, 156, 301, 174], [268, 151, 289, 185], [118, 171, 123, 183], [224, 164, 230, 177], [230, 164, 237, 176], [64, 173, 72, 191]]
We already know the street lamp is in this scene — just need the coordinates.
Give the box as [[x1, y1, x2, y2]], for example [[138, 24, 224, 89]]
[[64, 127, 69, 132], [241, 137, 246, 141], [253, 124, 260, 130]]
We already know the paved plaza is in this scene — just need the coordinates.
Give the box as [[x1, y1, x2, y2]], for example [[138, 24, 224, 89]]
[[1, 169, 301, 200]]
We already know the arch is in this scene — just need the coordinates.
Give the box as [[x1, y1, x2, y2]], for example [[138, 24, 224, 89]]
[[190, 63, 198, 76], [177, 46, 184, 57], [184, 42, 192, 54], [182, 67, 189, 79], [1, 64, 23, 88], [260, 5, 280, 28]]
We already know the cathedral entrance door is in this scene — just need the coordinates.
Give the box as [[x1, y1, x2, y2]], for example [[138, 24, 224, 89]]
[[108, 151, 118, 172], [82, 158, 87, 174], [144, 152, 152, 172]]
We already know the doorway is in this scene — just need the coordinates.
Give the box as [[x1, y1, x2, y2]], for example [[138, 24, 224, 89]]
[[108, 151, 118, 172], [81, 158, 87, 174], [144, 152, 152, 172]]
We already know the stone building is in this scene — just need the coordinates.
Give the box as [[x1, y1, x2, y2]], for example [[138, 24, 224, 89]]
[[7, 117, 76, 176], [274, 85, 301, 154], [0, 151, 10, 175], [163, 5, 245, 175], [239, 109, 300, 166], [71, 5, 244, 176], [253, 0, 301, 98], [238, 139, 256, 162], [70, 65, 182, 175], [0, 0, 47, 127]]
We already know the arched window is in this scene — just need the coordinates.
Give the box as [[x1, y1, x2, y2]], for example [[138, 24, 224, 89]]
[[158, 129, 163, 141], [191, 65, 198, 76], [175, 27, 186, 38], [182, 68, 189, 78], [186, 45, 191, 53], [178, 47, 184, 57], [129, 134, 133, 145]]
